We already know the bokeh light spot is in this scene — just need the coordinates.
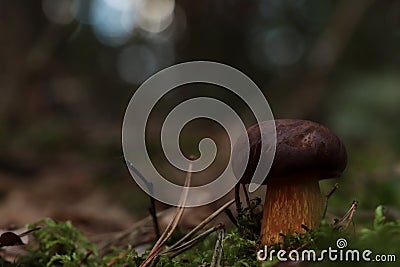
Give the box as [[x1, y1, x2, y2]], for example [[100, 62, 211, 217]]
[[42, 0, 74, 25]]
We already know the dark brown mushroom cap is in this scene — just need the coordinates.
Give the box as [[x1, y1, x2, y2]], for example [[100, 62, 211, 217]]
[[232, 119, 347, 184]]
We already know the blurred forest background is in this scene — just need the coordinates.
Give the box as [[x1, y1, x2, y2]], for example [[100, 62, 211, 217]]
[[0, 0, 399, 236]]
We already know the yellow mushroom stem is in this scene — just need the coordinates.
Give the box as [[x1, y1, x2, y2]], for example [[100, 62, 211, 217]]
[[260, 177, 324, 246]]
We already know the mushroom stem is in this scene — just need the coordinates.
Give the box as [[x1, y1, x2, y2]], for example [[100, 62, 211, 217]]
[[260, 178, 323, 246]]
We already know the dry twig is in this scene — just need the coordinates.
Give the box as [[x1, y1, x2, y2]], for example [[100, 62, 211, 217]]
[[210, 226, 225, 267], [165, 224, 224, 259], [139, 163, 192, 267], [167, 198, 234, 251], [322, 183, 339, 219], [333, 200, 359, 230]]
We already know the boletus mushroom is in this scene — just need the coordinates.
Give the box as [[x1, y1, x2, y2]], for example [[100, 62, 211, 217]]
[[232, 119, 347, 245]]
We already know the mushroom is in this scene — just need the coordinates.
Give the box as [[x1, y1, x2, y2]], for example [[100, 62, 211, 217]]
[[232, 119, 347, 245]]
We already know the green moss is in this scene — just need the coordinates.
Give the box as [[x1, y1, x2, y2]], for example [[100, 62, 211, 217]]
[[0, 205, 398, 266], [18, 218, 99, 266]]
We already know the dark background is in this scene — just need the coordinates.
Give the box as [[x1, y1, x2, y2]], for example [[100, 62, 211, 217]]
[[0, 0, 399, 234]]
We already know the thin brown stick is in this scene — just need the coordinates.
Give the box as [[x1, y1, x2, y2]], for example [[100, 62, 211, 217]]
[[149, 195, 160, 239], [326, 183, 339, 199], [18, 227, 41, 237], [242, 184, 251, 208], [165, 224, 224, 258], [224, 208, 238, 227], [235, 184, 242, 214], [167, 198, 235, 251], [242, 184, 256, 224], [329, 206, 400, 220], [210, 226, 225, 267], [79, 249, 94, 265], [322, 183, 339, 219], [139, 164, 192, 267], [333, 200, 359, 230]]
